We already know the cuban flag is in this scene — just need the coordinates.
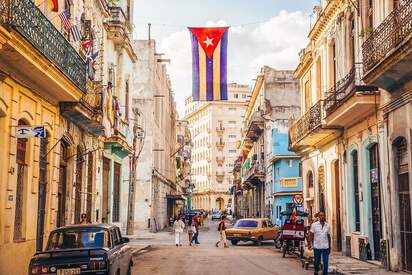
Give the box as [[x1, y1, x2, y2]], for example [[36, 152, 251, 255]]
[[189, 27, 228, 101]]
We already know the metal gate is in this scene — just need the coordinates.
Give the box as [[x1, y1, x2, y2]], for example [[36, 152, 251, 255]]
[[36, 136, 48, 251], [369, 144, 382, 260], [14, 131, 27, 241]]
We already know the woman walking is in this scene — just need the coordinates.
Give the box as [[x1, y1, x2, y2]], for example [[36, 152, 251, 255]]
[[173, 216, 185, 246], [215, 216, 228, 248], [187, 219, 195, 246]]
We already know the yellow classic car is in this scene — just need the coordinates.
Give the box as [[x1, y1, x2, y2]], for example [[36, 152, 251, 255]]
[[225, 218, 280, 246]]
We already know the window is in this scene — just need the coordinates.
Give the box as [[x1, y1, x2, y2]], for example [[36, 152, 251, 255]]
[[228, 121, 236, 124], [125, 80, 130, 121], [234, 94, 239, 98], [229, 150, 237, 154], [242, 94, 247, 98], [47, 229, 110, 250], [229, 107, 236, 111], [289, 160, 293, 167], [229, 135, 237, 139]]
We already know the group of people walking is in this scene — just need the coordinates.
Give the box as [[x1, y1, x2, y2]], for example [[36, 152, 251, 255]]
[[173, 212, 203, 247]]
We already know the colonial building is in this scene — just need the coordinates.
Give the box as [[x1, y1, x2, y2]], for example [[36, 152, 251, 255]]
[[133, 39, 178, 231], [289, 0, 403, 267], [237, 66, 299, 219], [184, 83, 251, 212], [271, 128, 302, 226], [359, 0, 412, 271], [0, 0, 137, 273]]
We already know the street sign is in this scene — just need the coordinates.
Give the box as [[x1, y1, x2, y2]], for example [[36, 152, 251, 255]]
[[16, 126, 46, 138], [293, 194, 304, 205]]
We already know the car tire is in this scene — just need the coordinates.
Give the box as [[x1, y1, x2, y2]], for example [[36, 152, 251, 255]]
[[230, 240, 238, 245], [256, 236, 263, 246]]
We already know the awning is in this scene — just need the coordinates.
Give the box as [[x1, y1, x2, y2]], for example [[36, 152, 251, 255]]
[[167, 194, 186, 201]]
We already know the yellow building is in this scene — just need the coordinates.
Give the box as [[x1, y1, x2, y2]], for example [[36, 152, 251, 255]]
[[0, 0, 86, 274]]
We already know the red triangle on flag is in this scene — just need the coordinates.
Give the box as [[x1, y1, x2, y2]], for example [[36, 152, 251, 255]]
[[189, 27, 228, 59]]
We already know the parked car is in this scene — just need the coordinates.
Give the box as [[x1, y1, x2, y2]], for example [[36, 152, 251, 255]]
[[211, 211, 222, 220], [29, 224, 133, 275], [225, 218, 280, 246]]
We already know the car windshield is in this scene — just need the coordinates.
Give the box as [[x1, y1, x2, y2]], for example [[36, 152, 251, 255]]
[[46, 229, 110, 250], [235, 220, 258, 228]]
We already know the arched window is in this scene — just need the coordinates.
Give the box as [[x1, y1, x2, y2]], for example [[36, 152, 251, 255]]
[[14, 119, 28, 240], [352, 150, 361, 231]]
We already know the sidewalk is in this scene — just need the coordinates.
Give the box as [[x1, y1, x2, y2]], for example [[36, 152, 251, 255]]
[[329, 253, 405, 275]]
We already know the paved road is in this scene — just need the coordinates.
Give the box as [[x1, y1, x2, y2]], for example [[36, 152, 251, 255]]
[[131, 219, 310, 275]]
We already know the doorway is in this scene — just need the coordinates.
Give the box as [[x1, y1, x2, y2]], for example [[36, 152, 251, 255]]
[[369, 143, 382, 260], [36, 136, 48, 251], [333, 160, 342, 251], [57, 142, 68, 227], [395, 138, 412, 272], [102, 157, 110, 223], [74, 146, 83, 223], [112, 162, 121, 222], [86, 152, 93, 223], [318, 165, 325, 213]]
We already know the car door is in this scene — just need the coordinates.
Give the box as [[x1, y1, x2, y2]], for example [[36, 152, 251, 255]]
[[109, 228, 121, 275], [261, 220, 270, 240], [116, 227, 130, 274], [266, 220, 278, 240]]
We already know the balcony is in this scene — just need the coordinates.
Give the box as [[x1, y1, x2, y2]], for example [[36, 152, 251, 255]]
[[289, 100, 341, 153], [244, 110, 264, 141], [60, 83, 105, 136], [273, 177, 302, 194], [324, 65, 379, 127], [242, 162, 265, 185], [216, 140, 225, 150], [362, 0, 412, 92], [216, 125, 225, 136], [216, 156, 225, 165], [0, 0, 86, 101], [105, 5, 131, 43], [104, 120, 133, 159], [216, 172, 225, 183]]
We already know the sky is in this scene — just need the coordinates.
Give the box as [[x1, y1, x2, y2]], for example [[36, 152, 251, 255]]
[[133, 0, 320, 117]]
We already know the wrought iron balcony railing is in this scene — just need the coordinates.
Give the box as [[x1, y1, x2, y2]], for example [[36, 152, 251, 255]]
[[362, 0, 412, 72], [289, 100, 323, 147], [324, 64, 378, 116], [0, 0, 87, 92]]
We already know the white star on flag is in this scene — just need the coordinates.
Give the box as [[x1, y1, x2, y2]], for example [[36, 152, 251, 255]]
[[203, 36, 214, 47]]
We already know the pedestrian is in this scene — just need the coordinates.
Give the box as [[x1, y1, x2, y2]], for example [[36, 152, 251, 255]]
[[215, 216, 228, 248], [173, 216, 185, 247], [199, 211, 204, 226], [80, 213, 88, 224], [192, 217, 200, 245], [187, 219, 195, 246], [308, 212, 331, 275]]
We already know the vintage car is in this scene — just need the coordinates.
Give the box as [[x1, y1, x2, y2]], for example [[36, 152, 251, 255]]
[[211, 210, 222, 220], [29, 224, 133, 275], [225, 218, 280, 246]]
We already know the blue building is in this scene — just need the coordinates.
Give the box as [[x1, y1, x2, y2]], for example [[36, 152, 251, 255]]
[[271, 128, 302, 225]]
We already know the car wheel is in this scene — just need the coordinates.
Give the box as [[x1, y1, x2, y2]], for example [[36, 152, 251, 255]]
[[230, 240, 238, 245], [256, 236, 263, 246]]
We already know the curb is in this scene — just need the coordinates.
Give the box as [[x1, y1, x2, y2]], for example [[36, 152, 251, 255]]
[[131, 245, 152, 256]]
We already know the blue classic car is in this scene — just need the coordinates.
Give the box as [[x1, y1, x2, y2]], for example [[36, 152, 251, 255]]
[[29, 224, 133, 275]]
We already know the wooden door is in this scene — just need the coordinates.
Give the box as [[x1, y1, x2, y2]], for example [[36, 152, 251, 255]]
[[102, 158, 110, 223]]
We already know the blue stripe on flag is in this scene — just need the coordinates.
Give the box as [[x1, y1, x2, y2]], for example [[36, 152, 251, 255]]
[[191, 33, 200, 101], [206, 57, 213, 101], [220, 31, 228, 100]]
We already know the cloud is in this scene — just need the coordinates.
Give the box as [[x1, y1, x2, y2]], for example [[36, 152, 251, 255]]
[[159, 10, 310, 117]]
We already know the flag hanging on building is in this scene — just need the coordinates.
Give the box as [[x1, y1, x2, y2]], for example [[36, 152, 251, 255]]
[[47, 0, 58, 12], [82, 40, 92, 57], [59, 10, 71, 30], [188, 27, 228, 101], [70, 25, 82, 42]]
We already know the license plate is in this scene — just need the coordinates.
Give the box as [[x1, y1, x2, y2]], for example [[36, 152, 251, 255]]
[[57, 268, 81, 275]]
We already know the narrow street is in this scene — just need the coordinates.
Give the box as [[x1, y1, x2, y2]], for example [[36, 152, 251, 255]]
[[131, 219, 310, 275]]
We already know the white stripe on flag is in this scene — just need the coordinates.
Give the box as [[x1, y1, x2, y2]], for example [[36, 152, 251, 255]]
[[71, 26, 81, 42]]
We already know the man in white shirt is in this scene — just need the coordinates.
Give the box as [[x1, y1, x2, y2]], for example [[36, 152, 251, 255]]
[[173, 216, 185, 246], [308, 212, 331, 275]]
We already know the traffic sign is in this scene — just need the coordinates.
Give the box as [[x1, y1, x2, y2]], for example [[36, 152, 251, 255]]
[[16, 126, 46, 138], [293, 194, 304, 205]]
